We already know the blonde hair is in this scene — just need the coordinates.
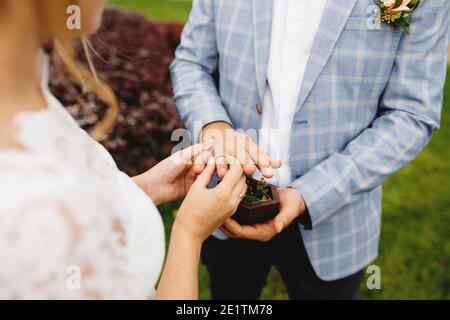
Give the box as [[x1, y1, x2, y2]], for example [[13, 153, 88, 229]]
[[54, 37, 119, 141]]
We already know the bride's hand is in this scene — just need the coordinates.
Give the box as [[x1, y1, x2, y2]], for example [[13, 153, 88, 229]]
[[133, 140, 215, 205], [174, 156, 247, 242]]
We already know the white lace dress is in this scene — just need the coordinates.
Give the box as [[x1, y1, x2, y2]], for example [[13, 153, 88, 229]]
[[0, 58, 165, 300]]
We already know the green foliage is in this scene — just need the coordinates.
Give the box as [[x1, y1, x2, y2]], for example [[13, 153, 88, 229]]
[[111, 0, 450, 300], [242, 179, 272, 204]]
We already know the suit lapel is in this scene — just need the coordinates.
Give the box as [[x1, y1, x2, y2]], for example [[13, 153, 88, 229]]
[[295, 0, 357, 112], [252, 0, 273, 102]]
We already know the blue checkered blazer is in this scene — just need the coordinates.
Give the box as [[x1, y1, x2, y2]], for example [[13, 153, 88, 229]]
[[171, 0, 449, 281]]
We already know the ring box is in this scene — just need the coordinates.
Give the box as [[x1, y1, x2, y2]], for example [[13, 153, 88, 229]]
[[232, 178, 280, 225]]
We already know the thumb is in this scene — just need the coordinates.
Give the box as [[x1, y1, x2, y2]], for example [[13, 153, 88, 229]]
[[175, 139, 215, 165], [273, 206, 298, 234], [194, 156, 216, 188]]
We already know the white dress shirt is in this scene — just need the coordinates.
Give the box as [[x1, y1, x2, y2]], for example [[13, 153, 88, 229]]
[[259, 0, 326, 187]]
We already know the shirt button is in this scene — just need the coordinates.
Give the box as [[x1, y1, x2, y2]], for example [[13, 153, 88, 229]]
[[256, 103, 263, 115]]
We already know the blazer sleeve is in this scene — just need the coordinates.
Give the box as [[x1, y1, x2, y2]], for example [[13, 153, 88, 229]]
[[292, 0, 450, 228], [170, 0, 232, 142]]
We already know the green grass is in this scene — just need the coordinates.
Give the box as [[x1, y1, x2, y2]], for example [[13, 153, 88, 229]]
[[109, 0, 192, 21], [111, 0, 450, 300]]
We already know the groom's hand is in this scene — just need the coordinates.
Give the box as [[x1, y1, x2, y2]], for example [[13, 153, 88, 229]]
[[220, 188, 306, 242], [198, 121, 281, 179]]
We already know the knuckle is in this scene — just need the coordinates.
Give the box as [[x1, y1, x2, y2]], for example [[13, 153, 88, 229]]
[[232, 230, 243, 238], [234, 164, 244, 174], [227, 199, 237, 211], [259, 158, 271, 167], [212, 190, 224, 201], [226, 198, 237, 210], [238, 134, 249, 146], [245, 138, 255, 150], [217, 192, 227, 201]]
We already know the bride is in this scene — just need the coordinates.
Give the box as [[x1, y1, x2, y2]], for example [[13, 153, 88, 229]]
[[0, 0, 248, 299]]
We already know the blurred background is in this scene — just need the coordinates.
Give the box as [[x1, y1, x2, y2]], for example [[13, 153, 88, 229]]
[[50, 0, 450, 299]]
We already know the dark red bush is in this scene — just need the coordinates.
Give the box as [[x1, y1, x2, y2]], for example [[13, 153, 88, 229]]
[[49, 8, 185, 176]]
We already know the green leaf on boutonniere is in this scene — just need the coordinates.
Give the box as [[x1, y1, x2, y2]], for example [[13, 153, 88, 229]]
[[408, 0, 421, 11], [397, 15, 411, 34]]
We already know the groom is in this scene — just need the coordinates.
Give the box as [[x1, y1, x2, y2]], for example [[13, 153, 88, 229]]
[[171, 0, 449, 299]]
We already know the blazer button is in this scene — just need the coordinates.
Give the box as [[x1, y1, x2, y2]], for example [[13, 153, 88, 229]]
[[256, 103, 263, 115]]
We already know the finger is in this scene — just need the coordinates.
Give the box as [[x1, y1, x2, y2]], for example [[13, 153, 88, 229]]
[[212, 135, 228, 178], [273, 205, 300, 234], [217, 156, 244, 192], [233, 137, 257, 176], [175, 140, 215, 166], [193, 150, 212, 174], [192, 154, 204, 174], [194, 156, 216, 188], [215, 153, 229, 179], [231, 176, 247, 203], [222, 219, 277, 242], [271, 158, 282, 169], [242, 164, 257, 176], [246, 141, 274, 178], [219, 226, 238, 238], [273, 190, 303, 233], [235, 149, 257, 177], [228, 219, 277, 242], [221, 219, 246, 238]]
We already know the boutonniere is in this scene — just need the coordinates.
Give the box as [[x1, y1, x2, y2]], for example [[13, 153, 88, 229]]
[[375, 0, 421, 34]]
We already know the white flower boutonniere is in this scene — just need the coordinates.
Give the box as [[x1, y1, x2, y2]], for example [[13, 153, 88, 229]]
[[375, 0, 421, 34]]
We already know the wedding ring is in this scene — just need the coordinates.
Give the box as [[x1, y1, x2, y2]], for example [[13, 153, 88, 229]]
[[215, 155, 227, 161]]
